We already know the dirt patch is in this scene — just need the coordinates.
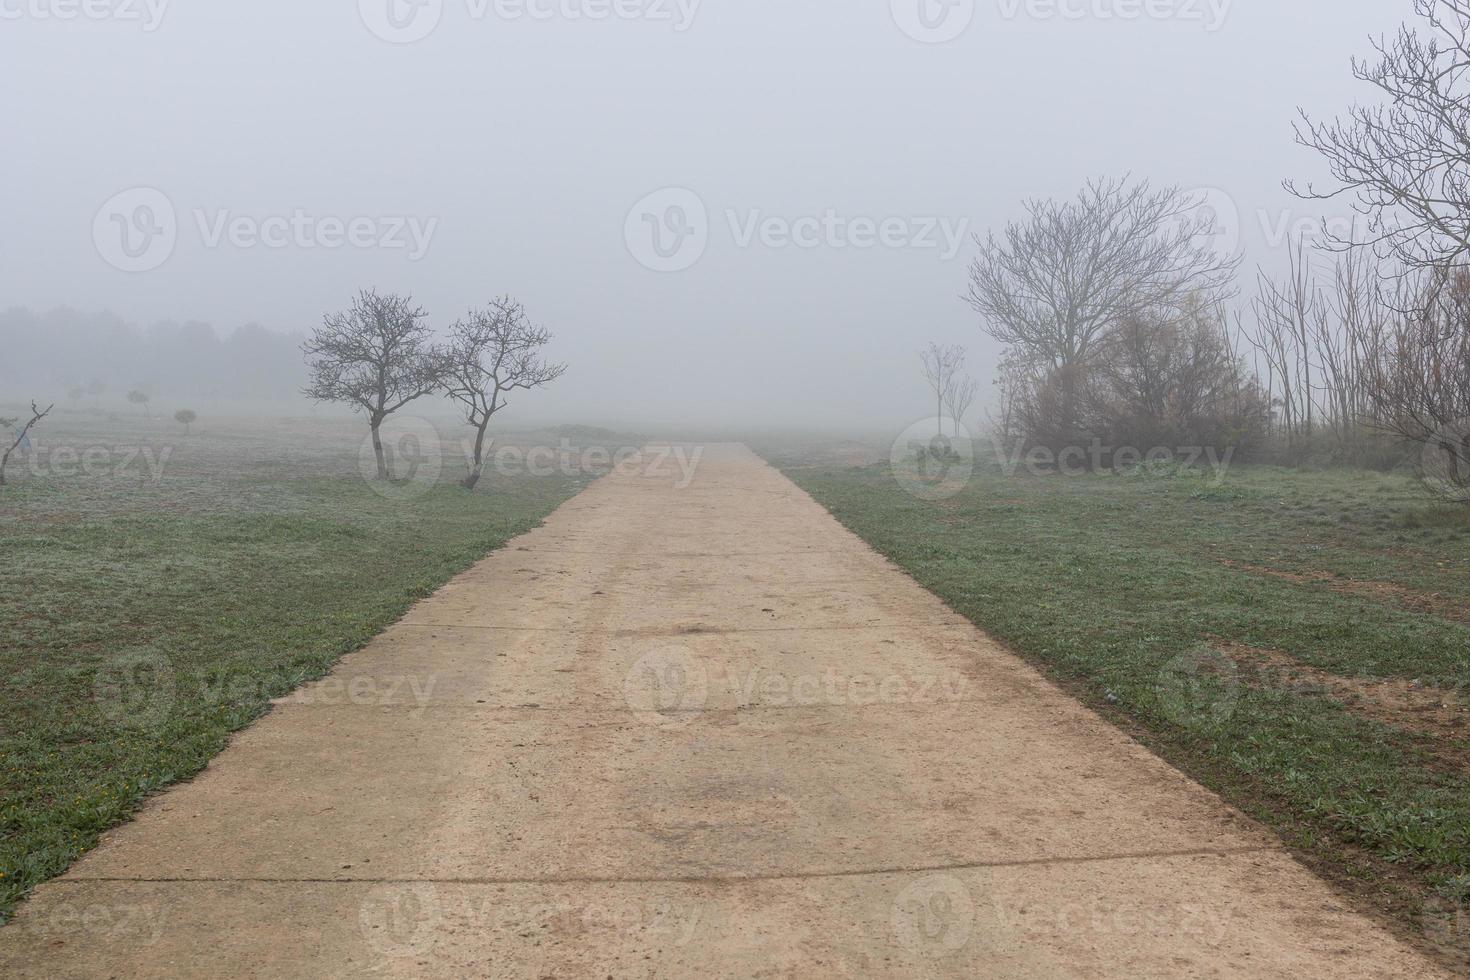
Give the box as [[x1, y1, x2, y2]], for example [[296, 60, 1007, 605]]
[[1219, 559, 1470, 627], [1214, 640, 1470, 765]]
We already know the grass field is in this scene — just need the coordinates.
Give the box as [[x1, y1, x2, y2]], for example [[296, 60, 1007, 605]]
[[0, 411, 603, 918], [763, 437, 1470, 965]]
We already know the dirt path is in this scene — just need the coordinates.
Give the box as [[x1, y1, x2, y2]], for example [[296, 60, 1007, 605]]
[[1, 445, 1448, 978]]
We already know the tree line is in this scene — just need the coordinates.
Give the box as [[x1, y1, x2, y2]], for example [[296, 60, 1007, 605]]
[[964, 0, 1470, 502]]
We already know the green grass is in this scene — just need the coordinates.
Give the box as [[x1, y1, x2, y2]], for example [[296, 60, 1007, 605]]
[[764, 440, 1470, 959], [0, 413, 593, 918]]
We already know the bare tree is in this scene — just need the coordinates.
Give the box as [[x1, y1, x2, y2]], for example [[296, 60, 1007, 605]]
[[1289, 1, 1470, 277], [945, 374, 980, 435], [127, 388, 151, 419], [1363, 266, 1470, 499], [444, 298, 567, 490], [174, 409, 197, 435], [920, 343, 966, 435], [303, 290, 447, 480], [967, 177, 1240, 435], [0, 401, 52, 487]]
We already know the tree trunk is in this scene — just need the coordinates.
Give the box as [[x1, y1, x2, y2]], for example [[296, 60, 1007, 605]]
[[371, 420, 388, 480], [461, 420, 490, 490]]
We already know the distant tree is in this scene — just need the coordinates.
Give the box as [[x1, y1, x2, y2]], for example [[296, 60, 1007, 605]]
[[0, 401, 52, 487], [86, 379, 105, 408], [945, 374, 980, 436], [126, 389, 151, 418], [67, 386, 85, 405], [1289, 1, 1470, 279], [444, 297, 567, 490], [303, 290, 447, 480], [174, 409, 197, 434], [1364, 267, 1470, 502], [920, 343, 966, 436]]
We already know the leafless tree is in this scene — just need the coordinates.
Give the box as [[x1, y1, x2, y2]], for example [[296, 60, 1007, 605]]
[[303, 290, 447, 480], [1289, 1, 1470, 278], [967, 177, 1240, 435], [945, 374, 980, 436], [1363, 266, 1470, 499], [127, 388, 151, 419], [0, 401, 52, 487], [920, 343, 965, 436], [444, 298, 567, 490]]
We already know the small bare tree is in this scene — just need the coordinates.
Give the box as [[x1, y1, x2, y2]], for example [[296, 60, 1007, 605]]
[[1, 401, 52, 487], [920, 343, 966, 435], [1289, 1, 1470, 278], [444, 297, 567, 490], [945, 374, 980, 435], [303, 290, 447, 480]]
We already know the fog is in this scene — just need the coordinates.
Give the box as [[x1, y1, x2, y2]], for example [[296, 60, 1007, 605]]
[[0, 1, 1406, 433]]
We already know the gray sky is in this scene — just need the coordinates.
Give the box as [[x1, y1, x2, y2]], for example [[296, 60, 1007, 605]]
[[0, 1, 1410, 432]]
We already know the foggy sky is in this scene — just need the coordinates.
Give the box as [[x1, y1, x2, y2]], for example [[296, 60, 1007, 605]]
[[0, 1, 1409, 433]]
